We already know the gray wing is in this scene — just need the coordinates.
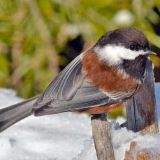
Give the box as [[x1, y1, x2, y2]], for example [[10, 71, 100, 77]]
[[34, 79, 118, 116], [39, 55, 85, 101], [33, 54, 120, 116]]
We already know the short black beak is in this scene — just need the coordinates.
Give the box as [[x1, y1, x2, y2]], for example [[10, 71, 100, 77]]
[[146, 51, 160, 57]]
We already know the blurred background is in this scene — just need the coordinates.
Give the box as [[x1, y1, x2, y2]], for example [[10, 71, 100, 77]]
[[0, 0, 160, 118]]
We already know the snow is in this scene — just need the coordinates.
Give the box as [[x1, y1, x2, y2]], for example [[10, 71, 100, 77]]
[[0, 83, 160, 160], [0, 89, 95, 160]]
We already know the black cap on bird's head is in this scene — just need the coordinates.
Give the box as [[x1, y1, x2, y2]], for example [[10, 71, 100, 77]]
[[94, 28, 158, 66], [96, 29, 150, 51]]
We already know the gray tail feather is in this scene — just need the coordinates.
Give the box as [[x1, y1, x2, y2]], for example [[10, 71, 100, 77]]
[[0, 96, 39, 132]]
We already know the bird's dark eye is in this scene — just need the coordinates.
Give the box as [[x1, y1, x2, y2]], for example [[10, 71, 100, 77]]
[[143, 45, 150, 51], [130, 44, 140, 51]]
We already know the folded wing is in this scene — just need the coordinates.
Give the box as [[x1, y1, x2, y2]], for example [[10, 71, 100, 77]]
[[33, 54, 128, 116]]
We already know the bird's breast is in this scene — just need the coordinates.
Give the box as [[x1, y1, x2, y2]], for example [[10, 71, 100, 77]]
[[82, 50, 141, 95]]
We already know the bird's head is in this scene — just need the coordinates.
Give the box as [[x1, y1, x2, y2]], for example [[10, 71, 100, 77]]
[[94, 28, 157, 66]]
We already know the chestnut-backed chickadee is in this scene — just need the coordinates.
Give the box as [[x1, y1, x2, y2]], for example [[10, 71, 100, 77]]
[[0, 28, 158, 132]]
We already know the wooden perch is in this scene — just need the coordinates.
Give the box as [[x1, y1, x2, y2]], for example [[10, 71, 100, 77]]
[[124, 141, 160, 160], [126, 60, 159, 133], [91, 113, 115, 160]]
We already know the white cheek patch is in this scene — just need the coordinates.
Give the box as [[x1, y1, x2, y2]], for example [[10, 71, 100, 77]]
[[94, 45, 147, 65]]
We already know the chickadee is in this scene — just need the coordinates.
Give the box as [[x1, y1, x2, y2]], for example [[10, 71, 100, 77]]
[[0, 28, 158, 132]]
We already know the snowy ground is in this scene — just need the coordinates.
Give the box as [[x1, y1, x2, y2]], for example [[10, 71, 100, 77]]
[[0, 84, 159, 160]]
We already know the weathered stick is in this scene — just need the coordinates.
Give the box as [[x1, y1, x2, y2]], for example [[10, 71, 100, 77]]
[[126, 60, 159, 133], [91, 113, 115, 160]]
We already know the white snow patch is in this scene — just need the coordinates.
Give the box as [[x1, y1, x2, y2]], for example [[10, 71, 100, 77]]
[[0, 88, 22, 108], [0, 83, 159, 160]]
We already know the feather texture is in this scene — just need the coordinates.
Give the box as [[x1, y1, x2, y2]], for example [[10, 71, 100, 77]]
[[34, 51, 140, 116]]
